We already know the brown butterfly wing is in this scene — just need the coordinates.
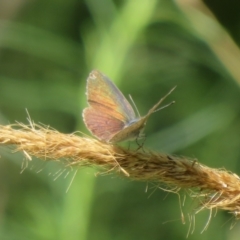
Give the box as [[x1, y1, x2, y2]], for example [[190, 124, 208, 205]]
[[83, 107, 125, 142], [86, 70, 136, 123]]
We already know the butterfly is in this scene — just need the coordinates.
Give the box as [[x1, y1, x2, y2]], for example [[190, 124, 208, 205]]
[[82, 70, 175, 143]]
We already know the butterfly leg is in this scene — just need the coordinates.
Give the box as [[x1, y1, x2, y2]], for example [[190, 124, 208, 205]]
[[135, 135, 146, 152]]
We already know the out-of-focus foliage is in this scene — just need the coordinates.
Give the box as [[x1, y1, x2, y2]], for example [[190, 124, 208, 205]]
[[0, 0, 240, 239]]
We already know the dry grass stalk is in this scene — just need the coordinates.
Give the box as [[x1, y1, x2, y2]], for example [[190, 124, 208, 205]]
[[0, 122, 240, 220]]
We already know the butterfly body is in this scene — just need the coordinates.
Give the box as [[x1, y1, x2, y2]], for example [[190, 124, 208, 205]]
[[83, 70, 175, 143]]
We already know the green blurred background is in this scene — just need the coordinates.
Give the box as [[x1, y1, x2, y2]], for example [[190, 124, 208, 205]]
[[0, 0, 240, 239]]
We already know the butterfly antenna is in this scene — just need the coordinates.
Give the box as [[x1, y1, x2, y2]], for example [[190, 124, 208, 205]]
[[147, 86, 177, 115], [153, 101, 175, 113], [129, 94, 141, 117]]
